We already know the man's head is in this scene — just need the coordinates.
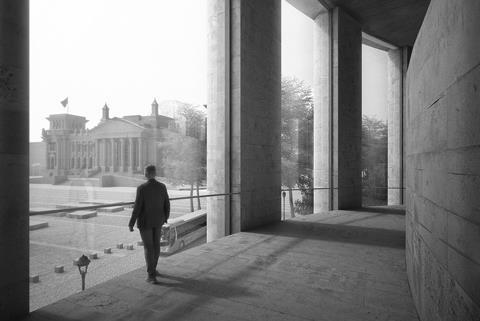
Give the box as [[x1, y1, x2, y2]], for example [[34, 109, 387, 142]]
[[144, 165, 156, 180]]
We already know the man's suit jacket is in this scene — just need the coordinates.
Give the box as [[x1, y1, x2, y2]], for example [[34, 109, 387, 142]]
[[129, 179, 170, 229]]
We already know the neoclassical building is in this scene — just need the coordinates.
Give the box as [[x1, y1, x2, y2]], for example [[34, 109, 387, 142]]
[[42, 99, 193, 178]]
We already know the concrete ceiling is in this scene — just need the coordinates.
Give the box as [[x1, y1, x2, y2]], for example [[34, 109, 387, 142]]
[[287, 0, 431, 47]]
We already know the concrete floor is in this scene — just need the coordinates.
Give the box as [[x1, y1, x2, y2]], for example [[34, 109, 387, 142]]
[[25, 207, 419, 321]]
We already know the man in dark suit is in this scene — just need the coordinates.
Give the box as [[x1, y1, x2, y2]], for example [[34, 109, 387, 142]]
[[129, 164, 170, 284]]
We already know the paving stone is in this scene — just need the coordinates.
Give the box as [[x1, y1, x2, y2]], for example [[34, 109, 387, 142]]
[[66, 211, 97, 219], [28, 208, 419, 321], [54, 266, 64, 273], [30, 275, 40, 283], [97, 206, 124, 213], [30, 220, 49, 231]]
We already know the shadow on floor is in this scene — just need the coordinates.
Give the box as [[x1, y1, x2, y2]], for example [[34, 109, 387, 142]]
[[357, 206, 405, 216], [254, 219, 405, 249], [26, 235, 305, 321]]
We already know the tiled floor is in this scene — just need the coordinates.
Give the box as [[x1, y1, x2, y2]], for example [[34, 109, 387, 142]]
[[25, 207, 418, 321]]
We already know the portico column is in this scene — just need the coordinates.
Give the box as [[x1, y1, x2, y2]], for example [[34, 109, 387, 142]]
[[0, 0, 29, 318], [111, 139, 116, 172], [120, 138, 126, 172], [138, 138, 144, 171], [94, 140, 98, 168], [73, 142, 77, 169], [387, 48, 404, 205], [129, 137, 135, 173], [103, 138, 108, 171]]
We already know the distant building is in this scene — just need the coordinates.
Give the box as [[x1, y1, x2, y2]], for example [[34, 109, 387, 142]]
[[41, 99, 204, 179], [29, 142, 46, 176]]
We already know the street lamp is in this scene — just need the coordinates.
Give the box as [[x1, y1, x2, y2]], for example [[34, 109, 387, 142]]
[[74, 254, 91, 291]]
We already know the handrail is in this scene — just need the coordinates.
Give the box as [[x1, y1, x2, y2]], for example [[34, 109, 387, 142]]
[[30, 186, 404, 216], [281, 187, 405, 192], [29, 192, 240, 216]]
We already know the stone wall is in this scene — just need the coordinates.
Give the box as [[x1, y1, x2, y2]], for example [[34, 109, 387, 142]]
[[406, 0, 480, 320]]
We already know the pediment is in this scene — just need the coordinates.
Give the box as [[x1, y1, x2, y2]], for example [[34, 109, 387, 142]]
[[90, 118, 145, 138]]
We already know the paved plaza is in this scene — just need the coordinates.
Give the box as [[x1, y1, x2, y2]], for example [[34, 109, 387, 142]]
[[29, 184, 206, 311], [27, 206, 418, 321]]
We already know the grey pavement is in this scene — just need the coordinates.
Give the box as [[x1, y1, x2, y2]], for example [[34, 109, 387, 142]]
[[26, 206, 418, 321], [29, 207, 205, 311]]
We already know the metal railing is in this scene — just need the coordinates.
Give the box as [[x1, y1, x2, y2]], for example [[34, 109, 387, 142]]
[[30, 186, 404, 216], [29, 192, 241, 216]]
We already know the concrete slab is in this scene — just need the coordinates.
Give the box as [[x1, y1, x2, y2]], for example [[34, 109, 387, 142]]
[[66, 211, 97, 219], [27, 207, 418, 321], [29, 220, 49, 231]]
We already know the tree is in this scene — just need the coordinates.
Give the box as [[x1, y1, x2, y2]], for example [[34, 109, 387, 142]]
[[281, 77, 314, 217], [161, 130, 205, 212], [179, 105, 207, 209], [180, 104, 206, 140], [361, 115, 387, 205]]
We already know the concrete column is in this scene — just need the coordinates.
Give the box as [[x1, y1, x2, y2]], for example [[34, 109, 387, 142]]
[[387, 48, 403, 205], [331, 8, 362, 209], [207, 0, 281, 241], [313, 10, 331, 213], [129, 138, 135, 173], [402, 47, 410, 204], [0, 0, 29, 318], [207, 0, 231, 241]]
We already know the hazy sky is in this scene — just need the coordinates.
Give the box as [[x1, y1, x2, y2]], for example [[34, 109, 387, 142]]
[[362, 45, 388, 121], [30, 0, 387, 142], [30, 0, 208, 141], [282, 1, 388, 122]]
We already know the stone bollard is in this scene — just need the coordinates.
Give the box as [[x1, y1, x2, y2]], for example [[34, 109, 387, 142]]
[[104, 248, 112, 254], [137, 241, 144, 246], [126, 244, 134, 250], [116, 243, 124, 249], [88, 253, 98, 260], [54, 265, 64, 273], [30, 275, 40, 283]]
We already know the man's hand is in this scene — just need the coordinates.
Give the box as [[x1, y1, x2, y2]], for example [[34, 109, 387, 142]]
[[129, 226, 134, 232]]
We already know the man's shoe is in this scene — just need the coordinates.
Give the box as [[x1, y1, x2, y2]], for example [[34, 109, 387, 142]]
[[146, 277, 158, 284]]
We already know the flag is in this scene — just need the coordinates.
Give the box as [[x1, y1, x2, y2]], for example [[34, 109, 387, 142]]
[[60, 97, 68, 108]]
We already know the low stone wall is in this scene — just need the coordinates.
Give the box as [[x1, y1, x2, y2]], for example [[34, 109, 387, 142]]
[[100, 175, 145, 187]]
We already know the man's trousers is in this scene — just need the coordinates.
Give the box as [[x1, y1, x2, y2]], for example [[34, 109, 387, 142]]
[[139, 227, 161, 277]]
